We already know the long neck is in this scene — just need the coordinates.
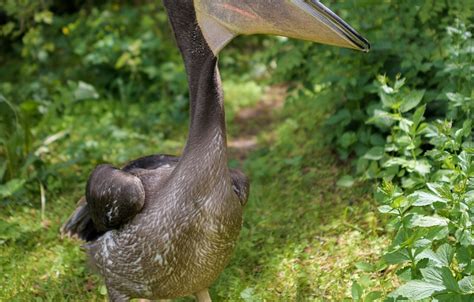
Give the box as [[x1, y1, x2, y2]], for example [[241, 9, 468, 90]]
[[164, 1, 227, 170]]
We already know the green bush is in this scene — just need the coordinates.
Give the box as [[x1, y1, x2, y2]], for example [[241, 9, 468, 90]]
[[365, 77, 473, 300], [268, 0, 473, 163], [0, 2, 190, 201]]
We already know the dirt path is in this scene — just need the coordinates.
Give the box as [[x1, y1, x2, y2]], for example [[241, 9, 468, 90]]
[[228, 84, 287, 161]]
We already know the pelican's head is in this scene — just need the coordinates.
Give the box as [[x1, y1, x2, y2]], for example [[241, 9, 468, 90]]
[[194, 0, 370, 54]]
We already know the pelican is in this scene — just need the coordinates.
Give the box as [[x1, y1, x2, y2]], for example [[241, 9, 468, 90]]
[[62, 1, 369, 301]]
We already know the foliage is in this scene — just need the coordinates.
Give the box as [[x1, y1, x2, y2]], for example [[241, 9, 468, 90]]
[[365, 77, 473, 301], [0, 1, 189, 202], [268, 0, 473, 163]]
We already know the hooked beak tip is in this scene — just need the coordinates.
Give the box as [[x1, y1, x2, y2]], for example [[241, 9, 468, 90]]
[[355, 38, 371, 53], [306, 0, 370, 52]]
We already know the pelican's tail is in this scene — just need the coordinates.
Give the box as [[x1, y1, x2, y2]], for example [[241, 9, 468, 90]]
[[61, 197, 101, 242]]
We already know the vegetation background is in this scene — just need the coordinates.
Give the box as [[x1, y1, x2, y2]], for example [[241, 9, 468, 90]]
[[0, 0, 473, 301]]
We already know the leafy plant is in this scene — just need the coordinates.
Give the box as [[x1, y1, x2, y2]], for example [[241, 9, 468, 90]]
[[365, 74, 474, 300], [380, 148, 473, 300], [268, 1, 473, 164], [359, 75, 429, 188], [0, 92, 42, 199], [350, 278, 383, 302]]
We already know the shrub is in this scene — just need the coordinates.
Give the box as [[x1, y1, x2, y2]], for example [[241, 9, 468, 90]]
[[367, 76, 473, 300], [268, 1, 473, 163]]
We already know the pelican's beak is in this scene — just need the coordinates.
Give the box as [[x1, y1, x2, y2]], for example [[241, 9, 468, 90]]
[[195, 0, 370, 54]]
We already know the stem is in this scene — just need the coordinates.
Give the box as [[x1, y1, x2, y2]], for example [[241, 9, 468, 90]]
[[39, 181, 46, 221]]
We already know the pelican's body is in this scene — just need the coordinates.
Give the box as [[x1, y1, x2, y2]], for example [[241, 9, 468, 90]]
[[89, 153, 242, 299], [62, 1, 369, 301]]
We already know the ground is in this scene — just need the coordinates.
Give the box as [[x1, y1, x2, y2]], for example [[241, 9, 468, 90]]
[[0, 85, 395, 301]]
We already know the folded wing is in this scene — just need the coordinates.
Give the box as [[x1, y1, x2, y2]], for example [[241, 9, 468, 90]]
[[62, 154, 178, 241]]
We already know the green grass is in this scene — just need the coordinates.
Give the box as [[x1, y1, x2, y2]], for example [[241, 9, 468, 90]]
[[214, 157, 392, 300], [0, 86, 396, 301]]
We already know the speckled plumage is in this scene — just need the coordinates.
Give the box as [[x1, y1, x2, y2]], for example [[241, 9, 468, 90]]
[[62, 1, 249, 301], [86, 136, 244, 300]]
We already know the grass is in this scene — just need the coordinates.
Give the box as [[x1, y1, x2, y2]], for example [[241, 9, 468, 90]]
[[0, 84, 396, 301], [215, 156, 391, 301]]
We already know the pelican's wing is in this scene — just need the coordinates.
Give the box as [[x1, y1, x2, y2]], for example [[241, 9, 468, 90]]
[[85, 164, 146, 232], [230, 168, 249, 206], [62, 154, 179, 241]]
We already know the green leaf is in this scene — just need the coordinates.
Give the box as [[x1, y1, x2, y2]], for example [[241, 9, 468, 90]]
[[394, 77, 406, 90], [417, 245, 454, 268], [363, 147, 385, 160], [364, 291, 382, 302], [34, 10, 53, 24], [381, 84, 394, 94], [426, 183, 451, 199], [391, 196, 408, 209], [115, 52, 131, 69], [409, 214, 448, 228], [441, 268, 460, 292], [384, 249, 411, 264], [421, 266, 458, 292], [463, 141, 474, 153], [457, 247, 472, 273], [446, 92, 469, 107], [326, 109, 351, 125], [99, 285, 107, 296], [351, 282, 363, 301], [370, 134, 386, 146], [0, 179, 25, 198], [432, 293, 465, 302], [380, 92, 397, 109], [411, 104, 426, 133], [378, 205, 397, 214], [466, 190, 474, 204], [421, 266, 444, 284], [416, 249, 445, 267], [436, 244, 454, 267], [0, 22, 15, 36], [384, 157, 408, 168], [413, 160, 431, 176], [367, 109, 395, 128], [339, 132, 358, 148], [73, 81, 99, 101], [409, 191, 447, 206], [404, 160, 430, 176], [395, 135, 412, 147], [355, 262, 375, 272], [456, 229, 474, 246], [425, 226, 449, 241], [400, 90, 425, 112], [397, 266, 413, 281], [240, 287, 255, 302], [413, 239, 431, 248], [399, 118, 413, 133], [390, 280, 445, 300], [458, 151, 471, 173], [337, 175, 354, 188], [459, 276, 474, 294]]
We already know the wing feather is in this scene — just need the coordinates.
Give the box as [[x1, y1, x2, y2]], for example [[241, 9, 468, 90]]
[[62, 154, 179, 241], [86, 164, 145, 232]]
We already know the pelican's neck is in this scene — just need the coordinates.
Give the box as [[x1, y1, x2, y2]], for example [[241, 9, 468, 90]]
[[182, 53, 226, 163], [165, 1, 227, 168]]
